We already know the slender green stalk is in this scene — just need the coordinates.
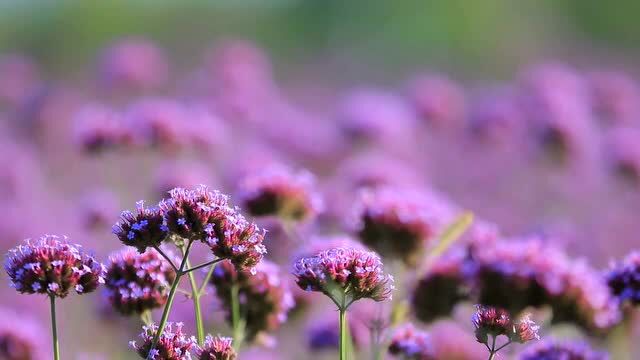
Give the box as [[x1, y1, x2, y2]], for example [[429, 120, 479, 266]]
[[147, 240, 193, 359], [185, 257, 205, 345], [198, 261, 217, 296], [339, 308, 348, 360], [49, 295, 60, 360], [230, 282, 243, 350], [487, 335, 497, 360]]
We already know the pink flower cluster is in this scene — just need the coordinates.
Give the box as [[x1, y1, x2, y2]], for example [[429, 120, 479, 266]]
[[195, 335, 237, 360], [5, 235, 105, 298], [388, 323, 436, 360], [472, 305, 539, 345], [130, 322, 195, 360]]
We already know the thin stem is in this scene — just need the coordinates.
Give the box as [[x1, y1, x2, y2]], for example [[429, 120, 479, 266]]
[[147, 240, 193, 359], [494, 340, 511, 353], [183, 258, 223, 274], [153, 245, 178, 272], [185, 257, 205, 345], [198, 260, 217, 296], [49, 295, 60, 360], [339, 308, 348, 360], [487, 335, 497, 360], [230, 282, 243, 350]]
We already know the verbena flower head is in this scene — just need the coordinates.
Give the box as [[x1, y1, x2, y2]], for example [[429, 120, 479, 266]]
[[388, 323, 436, 360], [472, 305, 539, 346], [98, 38, 168, 91], [411, 250, 469, 323], [473, 237, 621, 333], [606, 251, 640, 307], [405, 73, 465, 128], [130, 322, 195, 360], [0, 307, 47, 359], [237, 164, 322, 222], [194, 335, 237, 360], [604, 127, 640, 182], [104, 248, 176, 315], [350, 187, 453, 267], [125, 98, 187, 151], [469, 87, 524, 144], [519, 340, 609, 360], [293, 247, 394, 308], [160, 185, 267, 272], [588, 70, 640, 125], [73, 103, 129, 154], [210, 260, 294, 342], [79, 189, 118, 230], [113, 200, 168, 253], [5, 235, 105, 298]]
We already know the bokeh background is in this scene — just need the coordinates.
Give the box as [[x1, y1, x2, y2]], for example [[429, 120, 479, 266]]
[[1, 1, 640, 359]]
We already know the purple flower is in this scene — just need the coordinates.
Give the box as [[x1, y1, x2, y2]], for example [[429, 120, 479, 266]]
[[237, 164, 323, 222], [606, 251, 640, 307], [78, 189, 118, 230], [130, 322, 195, 360], [293, 247, 394, 307], [405, 73, 465, 128], [0, 307, 47, 359], [350, 187, 454, 267], [468, 87, 525, 144], [388, 323, 436, 360], [519, 339, 609, 360], [588, 70, 640, 125], [98, 38, 168, 91], [5, 235, 105, 298], [472, 305, 514, 344], [194, 335, 237, 360], [603, 127, 640, 182], [306, 309, 367, 351], [73, 103, 130, 154], [113, 200, 168, 253], [104, 248, 177, 315], [125, 98, 187, 151], [209, 260, 294, 342]]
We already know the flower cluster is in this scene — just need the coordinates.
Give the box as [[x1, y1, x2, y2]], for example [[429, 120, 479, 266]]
[[130, 322, 196, 360], [104, 248, 176, 315], [293, 247, 394, 306], [519, 339, 609, 360], [472, 237, 621, 332], [5, 235, 105, 298], [606, 251, 640, 307], [194, 335, 237, 360], [113, 200, 168, 253], [0, 307, 47, 359], [604, 127, 640, 182], [160, 185, 267, 272], [406, 73, 465, 128], [209, 260, 294, 341], [472, 305, 539, 345], [237, 164, 322, 222], [388, 323, 436, 360], [350, 187, 453, 267], [73, 103, 131, 154]]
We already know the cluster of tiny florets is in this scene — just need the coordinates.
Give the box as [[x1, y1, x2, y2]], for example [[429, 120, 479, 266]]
[[388, 323, 436, 360], [606, 251, 640, 307], [350, 187, 453, 267], [194, 335, 237, 360], [519, 339, 609, 360], [5, 235, 105, 298], [113, 200, 168, 253], [209, 260, 294, 341], [104, 248, 176, 315], [237, 164, 323, 222], [292, 247, 394, 305], [130, 322, 196, 360], [472, 305, 539, 345]]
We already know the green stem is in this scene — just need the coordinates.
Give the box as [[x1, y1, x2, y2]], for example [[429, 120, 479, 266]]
[[340, 308, 348, 360], [49, 295, 60, 360], [230, 282, 243, 350], [148, 240, 193, 359], [185, 258, 205, 345], [487, 335, 496, 360], [198, 260, 217, 296]]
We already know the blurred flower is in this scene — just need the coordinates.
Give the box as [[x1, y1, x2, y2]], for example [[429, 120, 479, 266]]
[[588, 70, 640, 125], [293, 247, 394, 307], [0, 54, 40, 107], [104, 248, 176, 315], [98, 38, 168, 91], [606, 251, 640, 307], [0, 307, 47, 359], [411, 250, 469, 323], [73, 103, 130, 154], [237, 164, 323, 222], [209, 260, 294, 342], [305, 308, 368, 351], [125, 98, 187, 151], [406, 73, 465, 128], [113, 200, 168, 253], [473, 237, 621, 333], [603, 127, 640, 182], [5, 235, 105, 298], [130, 322, 195, 360], [468, 87, 524, 144], [160, 185, 267, 272], [78, 189, 118, 230], [349, 187, 454, 267], [194, 335, 236, 360], [388, 323, 436, 360], [519, 339, 609, 360]]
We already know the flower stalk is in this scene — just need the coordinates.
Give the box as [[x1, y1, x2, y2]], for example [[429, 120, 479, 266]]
[[49, 295, 60, 360]]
